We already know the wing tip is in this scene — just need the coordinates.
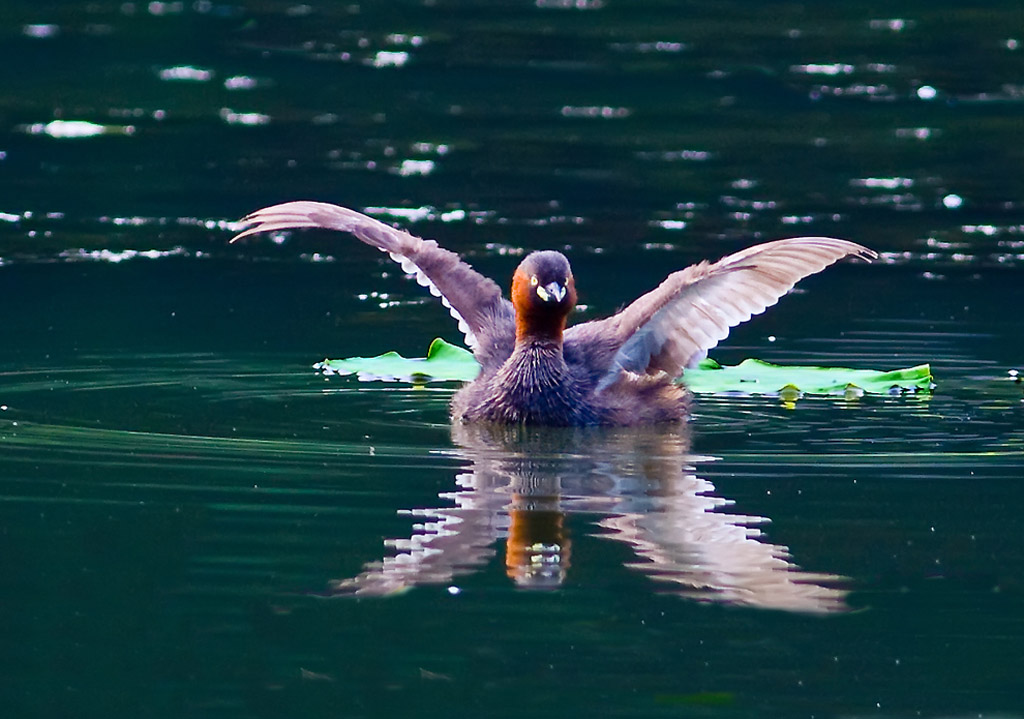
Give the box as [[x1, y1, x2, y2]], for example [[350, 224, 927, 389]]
[[807, 237, 876, 263], [855, 245, 879, 262], [230, 201, 336, 243]]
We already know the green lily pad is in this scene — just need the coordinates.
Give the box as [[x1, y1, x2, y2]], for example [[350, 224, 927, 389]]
[[315, 337, 480, 383], [315, 338, 933, 395], [684, 357, 933, 395]]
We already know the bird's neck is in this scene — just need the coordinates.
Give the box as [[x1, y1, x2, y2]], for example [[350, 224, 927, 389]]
[[514, 311, 566, 346]]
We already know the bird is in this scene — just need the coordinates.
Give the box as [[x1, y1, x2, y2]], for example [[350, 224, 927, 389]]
[[233, 201, 875, 426]]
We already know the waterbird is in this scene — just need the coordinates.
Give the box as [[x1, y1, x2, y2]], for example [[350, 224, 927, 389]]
[[233, 201, 875, 425]]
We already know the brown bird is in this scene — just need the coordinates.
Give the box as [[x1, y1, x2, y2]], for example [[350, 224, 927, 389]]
[[233, 201, 875, 426]]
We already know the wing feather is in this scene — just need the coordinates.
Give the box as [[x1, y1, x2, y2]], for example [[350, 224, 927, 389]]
[[233, 201, 515, 366], [565, 237, 875, 387]]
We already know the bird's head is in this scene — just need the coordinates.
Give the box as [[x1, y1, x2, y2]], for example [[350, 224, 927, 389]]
[[511, 250, 577, 341]]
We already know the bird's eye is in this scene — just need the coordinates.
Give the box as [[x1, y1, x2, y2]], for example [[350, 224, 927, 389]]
[[530, 276, 538, 286]]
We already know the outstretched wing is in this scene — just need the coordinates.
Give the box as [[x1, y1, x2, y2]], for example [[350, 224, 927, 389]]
[[564, 237, 876, 387], [233, 201, 515, 366]]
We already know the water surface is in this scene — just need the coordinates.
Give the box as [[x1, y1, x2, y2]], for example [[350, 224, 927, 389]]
[[2, 2, 1023, 717]]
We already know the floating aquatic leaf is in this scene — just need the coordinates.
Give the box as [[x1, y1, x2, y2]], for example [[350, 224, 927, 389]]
[[315, 338, 933, 395], [683, 357, 933, 395], [315, 338, 480, 383]]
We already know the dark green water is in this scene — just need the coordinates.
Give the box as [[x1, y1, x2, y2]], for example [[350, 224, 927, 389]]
[[2, 2, 1024, 717]]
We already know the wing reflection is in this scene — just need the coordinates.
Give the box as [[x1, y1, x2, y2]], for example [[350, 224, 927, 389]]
[[328, 424, 847, 613]]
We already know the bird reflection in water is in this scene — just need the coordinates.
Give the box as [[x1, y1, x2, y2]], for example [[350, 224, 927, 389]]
[[328, 424, 847, 613]]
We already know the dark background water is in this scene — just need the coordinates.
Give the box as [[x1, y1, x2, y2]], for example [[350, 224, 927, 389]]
[[2, 2, 1023, 717]]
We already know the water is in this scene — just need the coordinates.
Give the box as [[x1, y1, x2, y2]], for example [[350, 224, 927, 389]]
[[2, 2, 1023, 717]]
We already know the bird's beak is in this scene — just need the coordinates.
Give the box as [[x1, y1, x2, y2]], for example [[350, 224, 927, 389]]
[[536, 281, 567, 303]]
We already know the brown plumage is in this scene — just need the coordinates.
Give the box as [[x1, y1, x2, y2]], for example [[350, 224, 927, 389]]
[[233, 201, 876, 426]]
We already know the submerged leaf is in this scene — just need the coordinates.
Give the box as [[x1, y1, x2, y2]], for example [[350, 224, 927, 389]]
[[315, 339, 933, 394]]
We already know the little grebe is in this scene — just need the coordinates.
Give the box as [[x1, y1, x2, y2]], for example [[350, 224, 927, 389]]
[[234, 201, 875, 426]]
